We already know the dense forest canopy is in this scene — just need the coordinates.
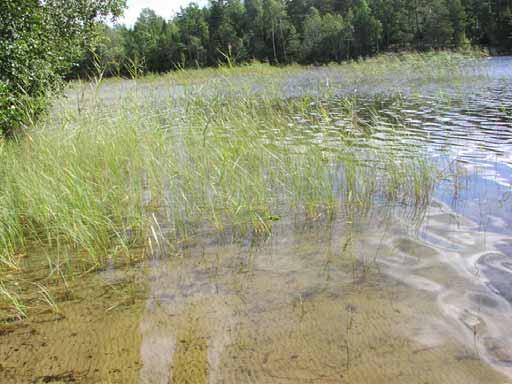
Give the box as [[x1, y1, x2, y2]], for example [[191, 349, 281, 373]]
[[82, 0, 512, 76]]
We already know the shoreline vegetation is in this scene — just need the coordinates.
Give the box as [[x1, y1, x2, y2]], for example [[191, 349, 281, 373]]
[[2, 2, 512, 381], [4, 0, 511, 138], [75, 0, 512, 78], [0, 51, 485, 320]]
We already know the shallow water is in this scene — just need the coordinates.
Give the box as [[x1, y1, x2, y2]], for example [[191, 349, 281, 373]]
[[2, 57, 512, 383]]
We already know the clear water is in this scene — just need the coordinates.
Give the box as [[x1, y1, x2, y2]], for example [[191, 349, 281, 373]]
[[2, 57, 512, 384]]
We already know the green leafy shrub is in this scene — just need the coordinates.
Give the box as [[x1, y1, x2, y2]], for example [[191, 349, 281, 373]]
[[0, 0, 125, 137]]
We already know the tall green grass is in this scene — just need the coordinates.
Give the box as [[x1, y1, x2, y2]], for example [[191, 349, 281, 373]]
[[0, 94, 435, 270], [1, 51, 473, 317]]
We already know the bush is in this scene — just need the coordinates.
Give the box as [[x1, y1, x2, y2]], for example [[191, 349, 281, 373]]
[[0, 0, 125, 137]]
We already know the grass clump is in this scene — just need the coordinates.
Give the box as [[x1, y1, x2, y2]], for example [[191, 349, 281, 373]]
[[0, 116, 165, 270], [0, 52, 453, 318]]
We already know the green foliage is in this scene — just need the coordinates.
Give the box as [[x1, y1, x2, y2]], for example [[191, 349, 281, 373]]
[[0, 54, 448, 276], [208, 0, 246, 65], [0, 52, 479, 317], [2, 0, 510, 135], [464, 0, 512, 51], [175, 4, 210, 67], [351, 0, 382, 56], [0, 0, 125, 136], [78, 0, 509, 78], [302, 7, 352, 62]]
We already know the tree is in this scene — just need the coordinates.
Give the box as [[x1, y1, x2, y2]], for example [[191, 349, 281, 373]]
[[448, 0, 467, 47], [287, 0, 311, 34], [302, 7, 351, 62], [302, 7, 324, 61], [262, 0, 300, 63], [422, 0, 454, 48], [155, 21, 181, 72], [370, 0, 415, 50], [0, 0, 125, 136], [207, 0, 246, 65], [463, 0, 512, 51], [321, 13, 352, 61], [350, 0, 382, 56], [73, 24, 128, 78], [245, 0, 266, 58], [175, 4, 210, 67], [131, 9, 167, 71]]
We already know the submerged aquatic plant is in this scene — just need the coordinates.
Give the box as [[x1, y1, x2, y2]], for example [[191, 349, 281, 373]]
[[0, 281, 27, 320]]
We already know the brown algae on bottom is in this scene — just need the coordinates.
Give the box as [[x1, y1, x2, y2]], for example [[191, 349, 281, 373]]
[[1, 210, 512, 384], [0, 271, 147, 383]]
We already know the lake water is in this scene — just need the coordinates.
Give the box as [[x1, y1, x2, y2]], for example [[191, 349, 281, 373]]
[[1, 57, 512, 383]]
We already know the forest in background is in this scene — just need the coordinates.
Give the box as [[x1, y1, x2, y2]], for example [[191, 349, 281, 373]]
[[78, 0, 512, 76], [1, 0, 511, 136]]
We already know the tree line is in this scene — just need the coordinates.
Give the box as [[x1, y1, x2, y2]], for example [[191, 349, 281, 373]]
[[1, 0, 511, 136], [79, 0, 512, 77]]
